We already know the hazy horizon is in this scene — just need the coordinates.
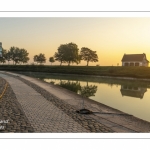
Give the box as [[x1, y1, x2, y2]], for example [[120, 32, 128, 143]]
[[1, 17, 150, 66]]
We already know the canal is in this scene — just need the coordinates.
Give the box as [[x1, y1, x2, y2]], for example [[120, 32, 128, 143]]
[[17, 72, 150, 123]]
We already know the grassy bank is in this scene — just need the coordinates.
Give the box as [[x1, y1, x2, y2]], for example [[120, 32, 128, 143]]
[[1, 65, 150, 79]]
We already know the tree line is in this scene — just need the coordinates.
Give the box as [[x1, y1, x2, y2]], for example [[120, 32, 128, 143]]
[[0, 47, 29, 65], [53, 42, 98, 66], [0, 42, 98, 66]]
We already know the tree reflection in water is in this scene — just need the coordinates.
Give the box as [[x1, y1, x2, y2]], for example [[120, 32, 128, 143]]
[[50, 81, 55, 85], [58, 80, 81, 93], [58, 80, 97, 98], [80, 84, 97, 98]]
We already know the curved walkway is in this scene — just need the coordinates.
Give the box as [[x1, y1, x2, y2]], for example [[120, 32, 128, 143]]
[[0, 71, 150, 133], [0, 72, 90, 132]]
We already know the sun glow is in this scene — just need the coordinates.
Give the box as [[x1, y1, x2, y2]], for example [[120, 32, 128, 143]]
[[1, 18, 150, 66]]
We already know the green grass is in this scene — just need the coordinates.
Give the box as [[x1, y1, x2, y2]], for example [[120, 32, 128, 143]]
[[1, 65, 150, 79]]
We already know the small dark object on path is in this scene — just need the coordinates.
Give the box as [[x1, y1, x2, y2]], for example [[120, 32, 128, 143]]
[[76, 109, 93, 115]]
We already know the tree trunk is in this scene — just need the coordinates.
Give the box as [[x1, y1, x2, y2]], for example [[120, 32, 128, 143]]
[[68, 61, 70, 66], [87, 61, 89, 66]]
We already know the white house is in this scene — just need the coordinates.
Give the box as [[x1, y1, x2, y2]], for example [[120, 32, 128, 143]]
[[121, 53, 149, 67]]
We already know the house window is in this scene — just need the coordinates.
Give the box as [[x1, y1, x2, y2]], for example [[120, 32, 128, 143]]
[[128, 86, 132, 89], [124, 62, 129, 66], [135, 63, 139, 66], [130, 63, 134, 66]]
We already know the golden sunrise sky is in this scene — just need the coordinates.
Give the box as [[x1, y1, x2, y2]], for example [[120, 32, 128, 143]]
[[1, 17, 150, 66]]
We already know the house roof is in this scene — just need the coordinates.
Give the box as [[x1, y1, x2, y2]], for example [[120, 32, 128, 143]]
[[121, 53, 149, 62]]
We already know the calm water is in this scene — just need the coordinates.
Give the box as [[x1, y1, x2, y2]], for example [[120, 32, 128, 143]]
[[18, 72, 150, 122]]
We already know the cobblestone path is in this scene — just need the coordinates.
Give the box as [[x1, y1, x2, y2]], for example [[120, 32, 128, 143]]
[[2, 71, 150, 133], [0, 73, 91, 132], [0, 79, 34, 133]]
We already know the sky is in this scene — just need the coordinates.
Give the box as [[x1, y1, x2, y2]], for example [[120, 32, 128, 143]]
[[1, 17, 150, 66]]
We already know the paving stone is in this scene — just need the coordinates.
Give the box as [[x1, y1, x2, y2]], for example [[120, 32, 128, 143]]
[[0, 78, 34, 133], [0, 73, 89, 133]]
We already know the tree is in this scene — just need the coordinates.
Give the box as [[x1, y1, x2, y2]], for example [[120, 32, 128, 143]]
[[49, 57, 55, 65], [8, 46, 30, 64], [76, 54, 82, 65], [37, 53, 46, 64], [54, 42, 80, 66], [9, 46, 16, 64], [54, 51, 65, 66], [33, 53, 46, 64], [13, 47, 20, 64], [19, 48, 30, 64], [5, 51, 11, 64], [54, 44, 67, 66], [0, 48, 7, 64], [64, 42, 80, 66], [33, 55, 38, 64], [80, 47, 98, 66]]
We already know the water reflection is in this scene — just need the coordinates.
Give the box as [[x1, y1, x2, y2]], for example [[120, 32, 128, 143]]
[[55, 79, 147, 99], [59, 81, 81, 93], [120, 85, 147, 99], [50, 81, 55, 84], [80, 84, 97, 98], [57, 80, 97, 98], [15, 72, 150, 122]]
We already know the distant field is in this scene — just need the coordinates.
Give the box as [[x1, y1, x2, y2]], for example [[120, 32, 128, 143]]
[[0, 65, 150, 79]]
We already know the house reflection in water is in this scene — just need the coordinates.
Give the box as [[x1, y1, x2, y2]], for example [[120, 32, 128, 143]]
[[120, 85, 147, 99]]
